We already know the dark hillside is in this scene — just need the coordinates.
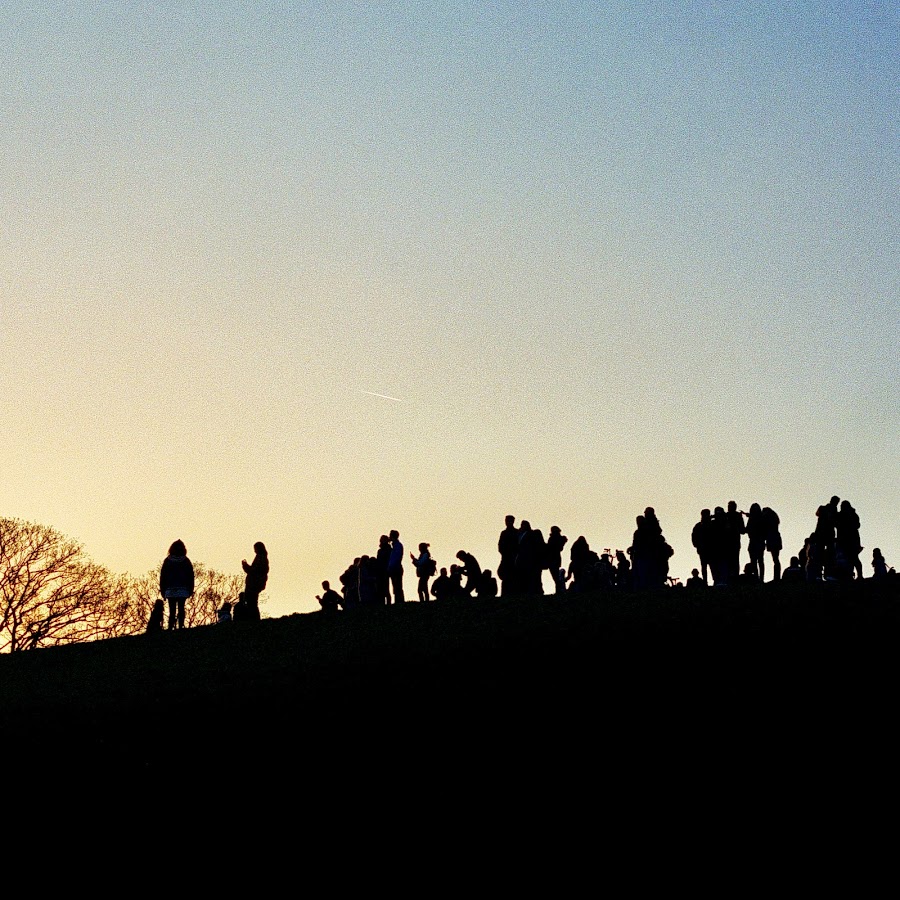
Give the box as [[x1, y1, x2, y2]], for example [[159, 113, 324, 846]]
[[3, 579, 899, 793]]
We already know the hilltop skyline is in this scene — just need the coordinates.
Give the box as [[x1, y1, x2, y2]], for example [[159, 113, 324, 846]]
[[3, 3, 897, 617]]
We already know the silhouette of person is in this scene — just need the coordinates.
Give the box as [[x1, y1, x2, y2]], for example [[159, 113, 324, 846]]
[[615, 549, 632, 591], [685, 569, 705, 590], [738, 561, 760, 585], [233, 591, 251, 621], [545, 526, 568, 595], [217, 601, 232, 623], [159, 539, 194, 630], [836, 500, 863, 581], [568, 536, 591, 590], [358, 554, 380, 606], [340, 559, 361, 610], [448, 564, 464, 600], [431, 567, 453, 602], [745, 503, 767, 582], [629, 512, 670, 590], [781, 557, 805, 582], [708, 507, 730, 586], [376, 534, 392, 605], [516, 521, 546, 595], [146, 598, 164, 634], [763, 507, 783, 581], [478, 569, 498, 600], [241, 542, 268, 621], [872, 548, 889, 579], [456, 550, 482, 597], [691, 509, 714, 585], [316, 580, 342, 614], [411, 542, 434, 602], [388, 530, 405, 603], [725, 501, 745, 582], [497, 515, 520, 598]]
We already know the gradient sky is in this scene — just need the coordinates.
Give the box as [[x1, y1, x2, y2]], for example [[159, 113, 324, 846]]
[[2, 2, 897, 618]]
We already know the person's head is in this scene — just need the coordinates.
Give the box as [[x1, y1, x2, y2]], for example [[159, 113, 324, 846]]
[[714, 506, 725, 517], [691, 569, 699, 577], [874, 548, 883, 559], [645, 506, 656, 518], [169, 539, 186, 557], [456, 550, 466, 561], [830, 495, 840, 507], [322, 581, 330, 590], [380, 534, 390, 546], [483, 569, 492, 578], [701, 509, 711, 520], [790, 557, 800, 567], [550, 525, 561, 535], [840, 500, 853, 511], [254, 541, 267, 555], [222, 601, 231, 612], [727, 500, 737, 512], [636, 515, 644, 527], [439, 567, 447, 576], [419, 542, 429, 553], [389, 530, 399, 541], [505, 515, 515, 527], [750, 503, 761, 515], [520, 520, 531, 531]]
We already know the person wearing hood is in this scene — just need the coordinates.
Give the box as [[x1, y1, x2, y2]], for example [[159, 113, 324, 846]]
[[159, 539, 195, 630]]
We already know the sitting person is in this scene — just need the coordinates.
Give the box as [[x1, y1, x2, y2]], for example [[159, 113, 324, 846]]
[[316, 580, 342, 614], [738, 562, 760, 585], [430, 567, 454, 602], [477, 569, 498, 600], [217, 601, 233, 623], [685, 568, 706, 590], [872, 548, 889, 579], [781, 557, 805, 582]]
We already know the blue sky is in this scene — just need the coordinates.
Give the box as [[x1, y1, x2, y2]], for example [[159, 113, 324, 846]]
[[2, 2, 897, 615]]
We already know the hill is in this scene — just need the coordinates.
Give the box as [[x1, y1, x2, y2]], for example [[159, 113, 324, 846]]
[[3, 578, 899, 794]]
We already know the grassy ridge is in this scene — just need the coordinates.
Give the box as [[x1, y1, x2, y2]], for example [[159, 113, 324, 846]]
[[3, 578, 899, 778]]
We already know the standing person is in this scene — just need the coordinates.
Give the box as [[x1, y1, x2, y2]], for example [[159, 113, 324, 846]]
[[691, 509, 714, 585], [411, 542, 435, 602], [376, 534, 392, 605], [388, 530, 405, 603], [497, 515, 520, 598], [836, 500, 863, 581], [763, 507, 783, 582], [159, 539, 195, 630], [745, 503, 767, 582], [358, 555, 380, 606], [545, 526, 568, 595], [709, 507, 730, 586], [725, 501, 745, 583], [241, 541, 269, 622]]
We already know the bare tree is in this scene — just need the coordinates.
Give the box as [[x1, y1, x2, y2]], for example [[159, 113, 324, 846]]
[[0, 518, 121, 652]]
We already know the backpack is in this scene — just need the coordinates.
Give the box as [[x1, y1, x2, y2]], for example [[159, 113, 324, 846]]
[[422, 557, 437, 577]]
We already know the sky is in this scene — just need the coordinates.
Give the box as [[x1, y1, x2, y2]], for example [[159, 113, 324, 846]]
[[2, 1, 897, 618]]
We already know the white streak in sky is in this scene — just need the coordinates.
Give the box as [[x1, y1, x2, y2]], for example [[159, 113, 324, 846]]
[[359, 390, 404, 402]]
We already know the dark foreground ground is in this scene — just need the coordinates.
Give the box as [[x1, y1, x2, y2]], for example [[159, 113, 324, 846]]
[[6, 579, 896, 874], [4, 578, 899, 759]]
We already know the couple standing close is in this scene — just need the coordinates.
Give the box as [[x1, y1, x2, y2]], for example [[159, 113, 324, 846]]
[[377, 529, 405, 604]]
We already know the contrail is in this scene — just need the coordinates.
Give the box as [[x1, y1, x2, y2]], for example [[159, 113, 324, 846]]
[[359, 390, 404, 402]]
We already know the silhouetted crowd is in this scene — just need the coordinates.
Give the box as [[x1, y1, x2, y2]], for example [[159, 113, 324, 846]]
[[317, 496, 896, 613]]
